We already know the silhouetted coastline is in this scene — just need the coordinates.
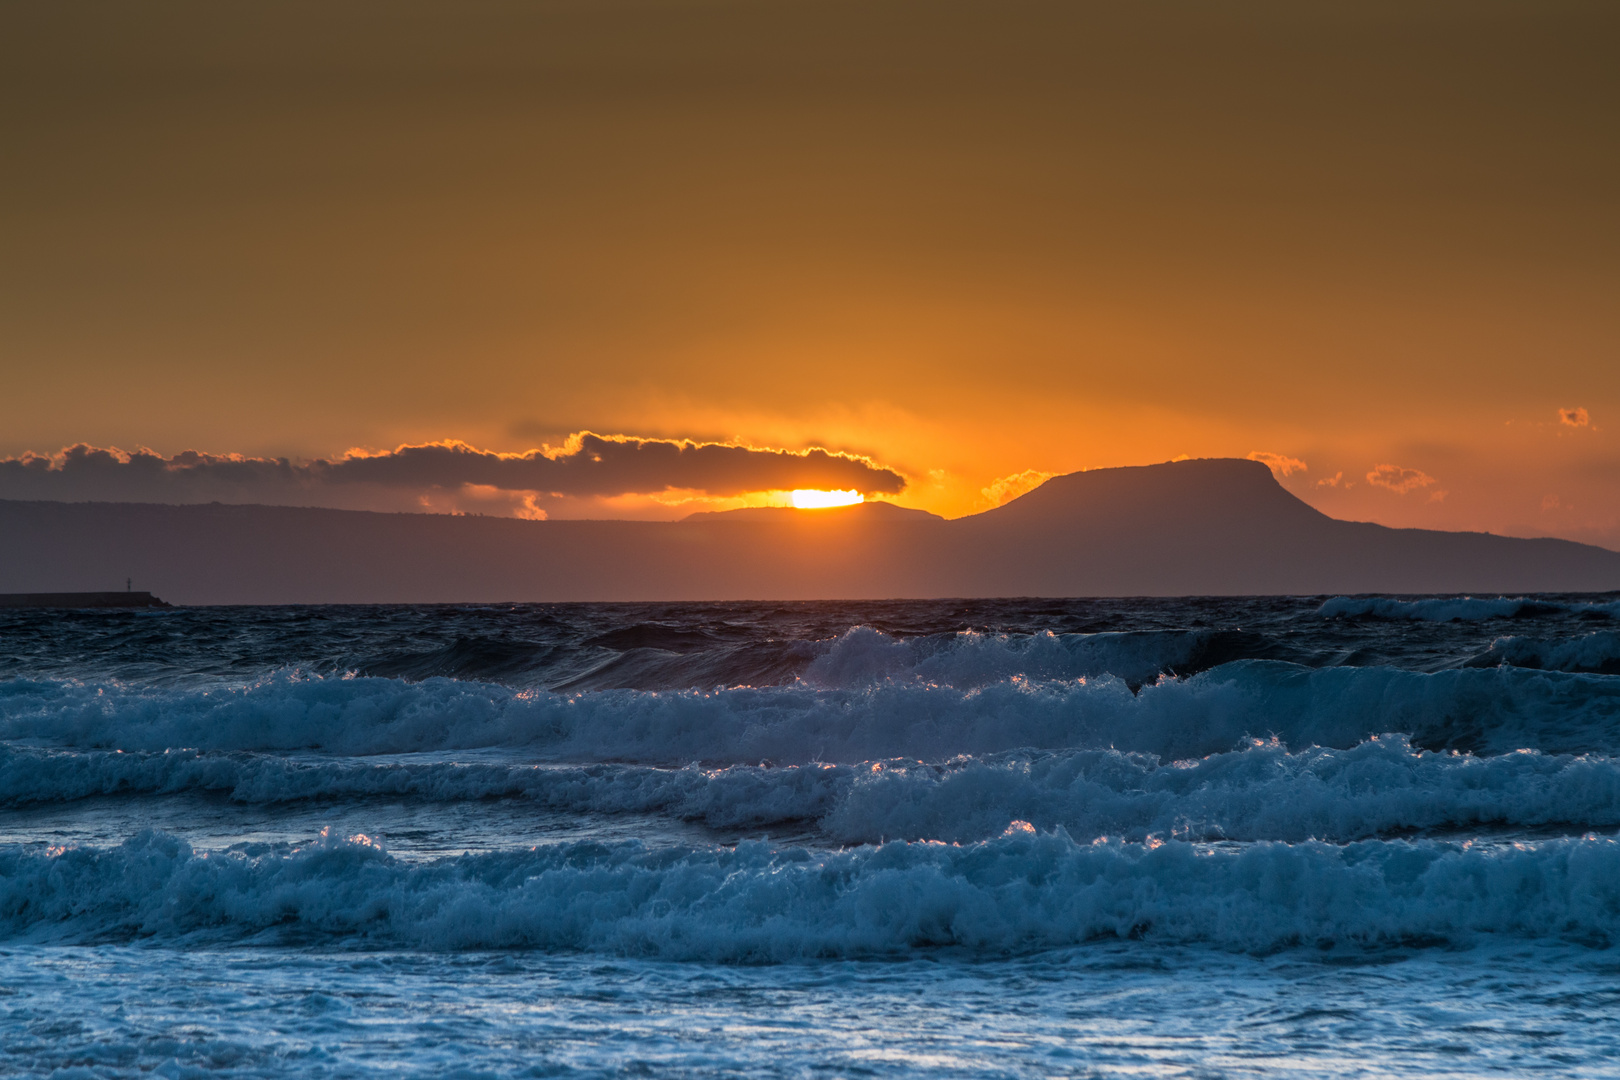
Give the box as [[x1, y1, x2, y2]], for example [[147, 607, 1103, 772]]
[[2, 459, 1616, 603]]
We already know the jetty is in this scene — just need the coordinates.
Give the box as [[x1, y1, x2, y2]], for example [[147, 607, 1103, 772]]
[[0, 591, 170, 609]]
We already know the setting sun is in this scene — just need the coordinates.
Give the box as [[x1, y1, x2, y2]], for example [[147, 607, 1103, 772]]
[[790, 489, 864, 509]]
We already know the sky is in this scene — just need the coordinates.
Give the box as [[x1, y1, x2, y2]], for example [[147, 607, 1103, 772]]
[[2, 0, 1616, 542]]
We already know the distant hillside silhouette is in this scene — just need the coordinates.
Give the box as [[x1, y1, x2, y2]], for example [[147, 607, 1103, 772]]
[[1, 458, 1615, 602], [953, 458, 1619, 595], [680, 502, 943, 523]]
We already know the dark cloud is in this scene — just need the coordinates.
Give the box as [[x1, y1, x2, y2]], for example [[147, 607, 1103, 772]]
[[0, 435, 906, 514], [325, 435, 906, 497], [0, 445, 312, 506]]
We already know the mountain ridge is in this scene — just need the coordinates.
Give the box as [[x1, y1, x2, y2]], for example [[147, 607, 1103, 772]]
[[1, 458, 1614, 602], [681, 501, 943, 522]]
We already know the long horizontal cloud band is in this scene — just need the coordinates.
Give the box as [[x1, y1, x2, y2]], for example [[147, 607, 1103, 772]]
[[328, 436, 905, 496], [0, 435, 906, 503]]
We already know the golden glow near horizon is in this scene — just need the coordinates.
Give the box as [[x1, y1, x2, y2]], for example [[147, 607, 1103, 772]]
[[790, 489, 864, 509], [0, 2, 1615, 544]]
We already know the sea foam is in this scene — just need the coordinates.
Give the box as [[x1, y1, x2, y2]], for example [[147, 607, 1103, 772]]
[[2, 828, 1615, 956], [5, 656, 1620, 762], [4, 738, 1618, 845]]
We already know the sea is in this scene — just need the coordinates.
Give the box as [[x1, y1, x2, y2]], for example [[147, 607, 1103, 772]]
[[3, 594, 1620, 1078]]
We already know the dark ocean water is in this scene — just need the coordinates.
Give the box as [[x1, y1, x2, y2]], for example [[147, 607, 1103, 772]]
[[3, 595, 1620, 1077]]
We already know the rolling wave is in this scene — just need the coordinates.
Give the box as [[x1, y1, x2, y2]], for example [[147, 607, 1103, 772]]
[[1320, 596, 1620, 622], [5, 657, 1619, 763], [353, 625, 1291, 692], [798, 626, 1285, 690], [4, 737, 1617, 845], [3, 828, 1615, 955], [1467, 632, 1620, 675]]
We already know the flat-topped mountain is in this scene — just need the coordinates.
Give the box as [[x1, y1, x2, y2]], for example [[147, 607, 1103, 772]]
[[1, 459, 1615, 602], [954, 458, 1619, 595], [977, 458, 1326, 528]]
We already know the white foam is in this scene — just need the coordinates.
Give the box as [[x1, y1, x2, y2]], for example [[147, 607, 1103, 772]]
[[2, 828, 1615, 956], [799, 626, 1241, 689], [818, 736, 1620, 844], [5, 737, 1618, 845], [4, 659, 1620, 765]]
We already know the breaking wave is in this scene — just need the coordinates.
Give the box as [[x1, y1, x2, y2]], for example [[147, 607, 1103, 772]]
[[797, 626, 1283, 690], [3, 828, 1615, 956], [5, 657, 1620, 763], [4, 737, 1618, 845], [338, 625, 1291, 693]]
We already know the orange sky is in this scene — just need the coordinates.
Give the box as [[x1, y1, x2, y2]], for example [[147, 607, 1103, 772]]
[[2, 1, 1616, 543]]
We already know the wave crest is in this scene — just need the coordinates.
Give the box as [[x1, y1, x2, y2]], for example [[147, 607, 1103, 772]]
[[800, 626, 1279, 690], [1319, 596, 1620, 622], [1468, 632, 1620, 675], [3, 829, 1615, 955], [5, 659, 1620, 763], [6, 738, 1620, 846]]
